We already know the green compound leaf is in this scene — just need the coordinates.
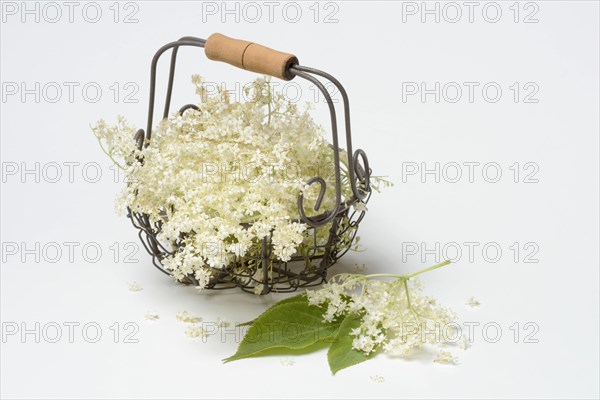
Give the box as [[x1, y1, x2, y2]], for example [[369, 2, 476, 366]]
[[327, 314, 375, 374], [237, 294, 308, 327], [224, 297, 342, 362]]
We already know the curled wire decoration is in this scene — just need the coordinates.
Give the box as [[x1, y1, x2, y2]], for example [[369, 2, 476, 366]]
[[298, 176, 327, 211], [178, 104, 200, 115], [126, 36, 373, 294], [290, 66, 342, 228], [292, 65, 369, 202], [353, 148, 371, 197]]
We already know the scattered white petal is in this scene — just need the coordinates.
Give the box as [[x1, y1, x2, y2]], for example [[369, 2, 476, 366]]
[[459, 336, 472, 350], [217, 317, 231, 328], [176, 310, 202, 323], [352, 236, 366, 252], [144, 312, 159, 321], [353, 202, 368, 212], [128, 282, 143, 292], [433, 350, 458, 365], [280, 357, 296, 367], [185, 324, 209, 338], [465, 297, 481, 308], [353, 263, 368, 273]]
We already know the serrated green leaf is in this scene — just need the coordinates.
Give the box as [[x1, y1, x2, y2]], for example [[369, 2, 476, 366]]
[[237, 294, 307, 327], [224, 297, 341, 362], [327, 314, 375, 374]]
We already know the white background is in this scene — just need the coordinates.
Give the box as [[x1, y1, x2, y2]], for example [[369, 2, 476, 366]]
[[1, 1, 599, 399]]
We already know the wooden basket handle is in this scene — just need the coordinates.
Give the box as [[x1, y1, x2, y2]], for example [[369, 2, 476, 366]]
[[204, 33, 298, 81]]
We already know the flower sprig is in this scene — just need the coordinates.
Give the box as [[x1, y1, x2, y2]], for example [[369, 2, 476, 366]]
[[307, 260, 455, 356], [226, 260, 459, 373]]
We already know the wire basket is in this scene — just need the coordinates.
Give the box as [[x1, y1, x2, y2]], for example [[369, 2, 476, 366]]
[[127, 34, 372, 294]]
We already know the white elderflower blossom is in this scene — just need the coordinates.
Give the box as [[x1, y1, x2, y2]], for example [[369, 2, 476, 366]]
[[306, 261, 457, 358], [176, 311, 202, 323], [185, 324, 209, 338], [353, 263, 368, 273], [465, 296, 481, 308], [93, 76, 375, 291], [433, 350, 458, 365], [459, 335, 472, 350], [92, 116, 140, 170], [280, 357, 296, 367], [216, 317, 231, 328], [127, 281, 143, 292], [144, 312, 159, 321], [353, 201, 368, 212]]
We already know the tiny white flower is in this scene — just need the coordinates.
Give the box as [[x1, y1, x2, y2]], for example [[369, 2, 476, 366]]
[[144, 312, 159, 321], [353, 202, 368, 212], [253, 284, 264, 296], [176, 310, 202, 323], [185, 324, 209, 338], [433, 350, 458, 365], [217, 317, 231, 328], [128, 282, 143, 292], [465, 297, 481, 308], [459, 335, 472, 350], [280, 357, 296, 367], [353, 263, 367, 273]]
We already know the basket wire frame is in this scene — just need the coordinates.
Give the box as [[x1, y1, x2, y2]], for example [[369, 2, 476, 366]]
[[127, 36, 372, 294]]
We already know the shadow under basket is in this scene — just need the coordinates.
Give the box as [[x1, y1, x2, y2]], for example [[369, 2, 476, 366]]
[[126, 34, 372, 294]]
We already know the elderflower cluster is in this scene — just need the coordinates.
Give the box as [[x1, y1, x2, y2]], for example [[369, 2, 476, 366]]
[[306, 274, 457, 357], [92, 116, 140, 170], [93, 75, 354, 289]]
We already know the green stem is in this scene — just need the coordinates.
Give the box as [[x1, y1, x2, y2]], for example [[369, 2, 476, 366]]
[[403, 260, 452, 279], [333, 260, 451, 288], [403, 279, 420, 320], [95, 136, 126, 170]]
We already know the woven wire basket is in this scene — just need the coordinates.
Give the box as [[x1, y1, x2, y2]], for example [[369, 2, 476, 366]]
[[127, 34, 372, 294]]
